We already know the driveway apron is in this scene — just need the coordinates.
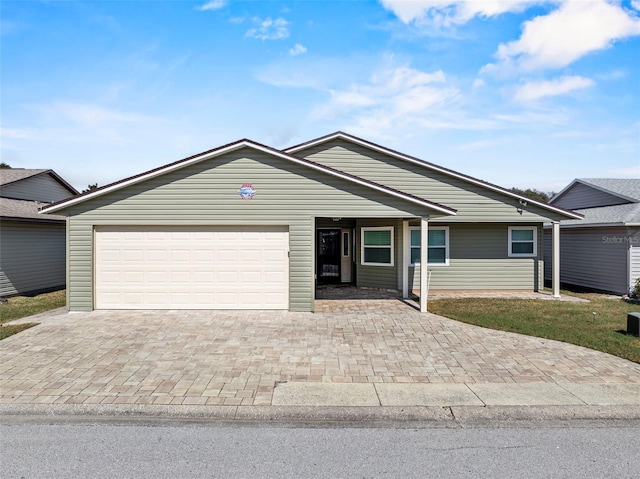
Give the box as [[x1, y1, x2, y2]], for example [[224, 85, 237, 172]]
[[1, 300, 639, 407]]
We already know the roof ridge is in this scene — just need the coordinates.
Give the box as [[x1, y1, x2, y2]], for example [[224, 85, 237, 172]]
[[41, 138, 456, 216], [285, 131, 582, 220]]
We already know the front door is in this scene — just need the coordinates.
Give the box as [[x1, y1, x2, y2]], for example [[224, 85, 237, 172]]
[[317, 229, 341, 283]]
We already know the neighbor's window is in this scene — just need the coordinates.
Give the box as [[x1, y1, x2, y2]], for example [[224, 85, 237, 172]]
[[361, 227, 394, 266], [410, 227, 449, 266], [508, 226, 537, 257]]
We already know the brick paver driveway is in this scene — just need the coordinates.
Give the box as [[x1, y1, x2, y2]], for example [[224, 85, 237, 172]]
[[2, 299, 639, 406]]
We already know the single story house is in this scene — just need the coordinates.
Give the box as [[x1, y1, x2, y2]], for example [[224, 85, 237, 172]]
[[1, 168, 79, 297], [41, 132, 581, 312], [544, 178, 640, 295]]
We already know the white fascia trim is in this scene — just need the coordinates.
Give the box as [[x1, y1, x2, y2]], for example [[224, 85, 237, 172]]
[[41, 140, 455, 216], [288, 133, 582, 220]]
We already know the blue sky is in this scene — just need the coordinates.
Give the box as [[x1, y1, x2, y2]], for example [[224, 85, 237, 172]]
[[2, 0, 639, 194]]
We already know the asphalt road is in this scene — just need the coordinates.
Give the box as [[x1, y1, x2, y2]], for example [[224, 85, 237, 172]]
[[1, 420, 638, 478]]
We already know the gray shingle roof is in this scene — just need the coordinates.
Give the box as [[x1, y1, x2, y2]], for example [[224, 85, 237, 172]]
[[0, 169, 49, 186], [578, 178, 640, 202], [0, 197, 66, 222], [560, 202, 640, 226]]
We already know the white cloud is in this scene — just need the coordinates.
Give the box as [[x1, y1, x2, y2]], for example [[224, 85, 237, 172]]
[[632, 0, 640, 11], [246, 17, 289, 40], [379, 0, 547, 26], [514, 75, 595, 101], [312, 65, 460, 136], [197, 1, 227, 12], [485, 0, 640, 73], [289, 43, 307, 56]]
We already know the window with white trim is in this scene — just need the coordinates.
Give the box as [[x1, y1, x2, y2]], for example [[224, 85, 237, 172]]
[[361, 227, 394, 266], [409, 227, 449, 266], [508, 226, 537, 257]]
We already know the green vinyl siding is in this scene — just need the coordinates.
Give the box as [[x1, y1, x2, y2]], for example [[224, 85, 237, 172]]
[[63, 148, 441, 312], [410, 224, 543, 291], [296, 139, 569, 223]]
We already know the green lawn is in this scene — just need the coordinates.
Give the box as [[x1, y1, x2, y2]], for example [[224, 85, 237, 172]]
[[428, 292, 640, 364], [0, 290, 66, 339]]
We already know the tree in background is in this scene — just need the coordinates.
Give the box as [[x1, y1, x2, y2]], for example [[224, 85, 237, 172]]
[[0, 162, 11, 169], [509, 187, 556, 204], [82, 183, 98, 194]]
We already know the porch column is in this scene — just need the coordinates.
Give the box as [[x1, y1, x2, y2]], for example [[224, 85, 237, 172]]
[[420, 216, 429, 313], [552, 221, 560, 298], [402, 220, 409, 298]]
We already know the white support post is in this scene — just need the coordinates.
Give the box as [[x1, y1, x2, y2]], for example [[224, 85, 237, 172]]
[[552, 221, 560, 298], [420, 216, 429, 312], [402, 220, 409, 298]]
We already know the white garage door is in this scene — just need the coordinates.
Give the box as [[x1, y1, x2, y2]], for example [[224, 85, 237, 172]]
[[95, 226, 289, 310]]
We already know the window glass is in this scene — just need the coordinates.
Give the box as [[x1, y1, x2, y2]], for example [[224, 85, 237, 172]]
[[410, 229, 421, 247], [364, 230, 391, 246], [364, 248, 391, 264], [409, 227, 448, 266], [508, 227, 536, 257], [511, 229, 533, 242], [512, 242, 534, 254], [410, 248, 421, 265], [361, 227, 394, 266], [428, 247, 446, 264], [428, 229, 446, 246]]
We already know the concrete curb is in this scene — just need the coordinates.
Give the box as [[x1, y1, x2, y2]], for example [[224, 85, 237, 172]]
[[3, 404, 640, 427]]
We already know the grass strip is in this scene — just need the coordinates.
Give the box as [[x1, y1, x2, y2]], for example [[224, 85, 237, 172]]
[[0, 290, 66, 340]]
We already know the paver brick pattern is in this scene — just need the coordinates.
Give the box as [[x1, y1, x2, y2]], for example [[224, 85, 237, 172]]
[[2, 298, 639, 406]]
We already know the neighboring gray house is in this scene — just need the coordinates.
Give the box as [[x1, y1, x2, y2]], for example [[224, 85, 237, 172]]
[[544, 178, 640, 295], [1, 169, 78, 297], [42, 132, 581, 313]]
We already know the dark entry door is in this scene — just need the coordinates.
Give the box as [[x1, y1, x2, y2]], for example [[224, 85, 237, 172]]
[[317, 229, 341, 283]]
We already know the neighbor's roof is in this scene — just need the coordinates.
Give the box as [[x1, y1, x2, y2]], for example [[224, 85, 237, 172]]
[[285, 131, 582, 220], [0, 168, 79, 195], [555, 202, 640, 228], [577, 178, 640, 202], [41, 138, 457, 216], [0, 168, 49, 186], [0, 197, 66, 223], [551, 178, 640, 205]]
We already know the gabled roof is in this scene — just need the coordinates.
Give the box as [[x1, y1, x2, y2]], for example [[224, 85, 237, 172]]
[[555, 202, 640, 228], [41, 138, 456, 216], [0, 168, 49, 185], [0, 168, 79, 196], [550, 178, 640, 205], [0, 197, 66, 223], [285, 131, 582, 220]]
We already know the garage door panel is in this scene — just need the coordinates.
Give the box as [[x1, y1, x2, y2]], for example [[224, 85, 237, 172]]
[[95, 226, 289, 310]]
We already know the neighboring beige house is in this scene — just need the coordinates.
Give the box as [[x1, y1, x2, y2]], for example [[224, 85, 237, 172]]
[[42, 132, 581, 313], [1, 169, 78, 297], [544, 178, 640, 295]]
